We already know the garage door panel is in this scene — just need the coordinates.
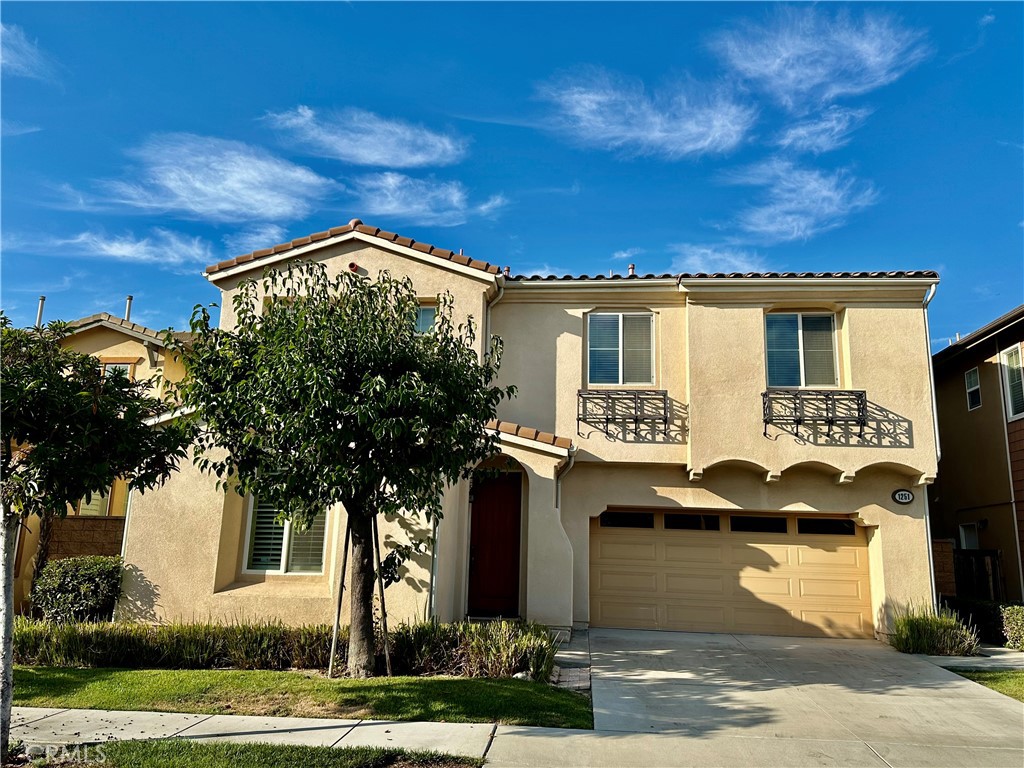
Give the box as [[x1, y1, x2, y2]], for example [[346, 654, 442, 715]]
[[797, 547, 864, 568], [597, 540, 658, 561], [738, 575, 794, 597], [799, 578, 863, 600], [732, 544, 791, 567], [591, 514, 873, 639], [596, 600, 659, 628], [595, 569, 658, 592], [664, 574, 724, 595], [664, 542, 723, 563]]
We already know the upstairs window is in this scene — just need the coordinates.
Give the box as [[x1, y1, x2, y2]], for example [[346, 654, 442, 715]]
[[415, 306, 436, 334], [765, 313, 837, 388], [1003, 344, 1024, 419], [75, 483, 127, 517], [965, 367, 982, 411], [246, 498, 327, 574], [588, 313, 653, 386], [102, 361, 134, 379]]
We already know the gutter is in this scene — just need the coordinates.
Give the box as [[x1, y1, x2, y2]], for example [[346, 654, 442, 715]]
[[922, 281, 940, 611], [555, 447, 577, 509]]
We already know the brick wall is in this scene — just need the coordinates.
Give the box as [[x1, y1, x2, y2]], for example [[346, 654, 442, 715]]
[[932, 539, 957, 598], [1010, 418, 1024, 581], [49, 517, 125, 559]]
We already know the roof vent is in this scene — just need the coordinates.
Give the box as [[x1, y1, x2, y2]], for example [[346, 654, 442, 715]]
[[628, 263, 636, 276], [124, 295, 134, 322], [503, 266, 511, 277], [348, 218, 363, 227]]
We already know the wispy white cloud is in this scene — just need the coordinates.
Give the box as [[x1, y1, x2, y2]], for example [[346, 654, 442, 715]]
[[946, 12, 997, 65], [1, 23, 59, 81], [1, 118, 41, 137], [669, 243, 767, 274], [611, 247, 645, 261], [725, 158, 878, 243], [712, 7, 929, 110], [101, 133, 337, 223], [31, 229, 215, 272], [350, 172, 506, 226], [265, 105, 467, 168], [538, 67, 756, 159], [222, 224, 288, 256], [775, 106, 872, 154]]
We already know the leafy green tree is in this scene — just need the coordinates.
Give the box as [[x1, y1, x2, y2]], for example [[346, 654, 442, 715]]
[[172, 262, 513, 677], [0, 315, 195, 757]]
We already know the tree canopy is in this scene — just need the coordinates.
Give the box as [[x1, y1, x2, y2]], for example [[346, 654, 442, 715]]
[[171, 261, 514, 676]]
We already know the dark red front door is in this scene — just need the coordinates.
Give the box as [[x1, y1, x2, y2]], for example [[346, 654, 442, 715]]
[[467, 473, 522, 617]]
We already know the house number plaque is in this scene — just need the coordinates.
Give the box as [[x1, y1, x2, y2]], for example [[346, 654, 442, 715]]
[[891, 489, 914, 505]]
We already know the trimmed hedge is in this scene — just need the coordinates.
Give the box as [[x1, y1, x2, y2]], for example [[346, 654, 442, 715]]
[[889, 604, 980, 656], [31, 555, 123, 623], [13, 618, 557, 681], [1002, 605, 1024, 651]]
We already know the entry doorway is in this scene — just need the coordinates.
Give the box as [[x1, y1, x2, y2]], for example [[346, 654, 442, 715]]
[[467, 472, 523, 617]]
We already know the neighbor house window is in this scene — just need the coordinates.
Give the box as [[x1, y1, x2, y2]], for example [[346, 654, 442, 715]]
[[588, 313, 653, 385], [1003, 344, 1024, 419], [102, 362, 133, 379], [415, 306, 436, 334], [75, 483, 127, 517], [765, 313, 837, 388], [965, 367, 982, 411], [246, 498, 327, 573]]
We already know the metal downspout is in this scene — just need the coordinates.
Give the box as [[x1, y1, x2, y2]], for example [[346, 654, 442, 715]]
[[922, 282, 940, 609]]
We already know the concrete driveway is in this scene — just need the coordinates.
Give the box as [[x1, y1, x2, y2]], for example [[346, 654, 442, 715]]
[[577, 628, 1024, 766]]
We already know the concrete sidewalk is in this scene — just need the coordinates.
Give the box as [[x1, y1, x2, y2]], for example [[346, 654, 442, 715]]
[[920, 644, 1024, 670], [12, 706, 495, 756]]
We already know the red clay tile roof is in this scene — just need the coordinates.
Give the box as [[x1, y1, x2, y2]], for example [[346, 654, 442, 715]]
[[67, 312, 191, 344], [206, 218, 502, 278], [509, 270, 940, 281], [486, 419, 574, 451]]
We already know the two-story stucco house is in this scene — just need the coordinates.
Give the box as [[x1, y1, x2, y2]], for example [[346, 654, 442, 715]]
[[13, 310, 189, 611], [118, 219, 941, 640], [928, 305, 1024, 602]]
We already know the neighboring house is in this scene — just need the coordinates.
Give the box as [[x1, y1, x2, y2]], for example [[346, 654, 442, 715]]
[[928, 305, 1024, 602], [12, 312, 187, 611], [119, 219, 941, 640]]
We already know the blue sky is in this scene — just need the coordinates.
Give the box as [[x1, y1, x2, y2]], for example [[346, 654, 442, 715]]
[[2, 2, 1021, 347]]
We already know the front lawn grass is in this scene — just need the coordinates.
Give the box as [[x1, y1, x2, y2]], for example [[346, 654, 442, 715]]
[[13, 666, 593, 730], [33, 740, 482, 768], [949, 668, 1024, 702]]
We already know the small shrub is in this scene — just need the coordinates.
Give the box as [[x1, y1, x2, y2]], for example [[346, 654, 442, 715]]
[[889, 603, 980, 656], [1002, 605, 1024, 650], [941, 597, 1021, 645], [31, 555, 123, 623]]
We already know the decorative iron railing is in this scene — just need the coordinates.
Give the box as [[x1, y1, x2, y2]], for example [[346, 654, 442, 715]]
[[762, 389, 867, 439], [577, 389, 670, 437]]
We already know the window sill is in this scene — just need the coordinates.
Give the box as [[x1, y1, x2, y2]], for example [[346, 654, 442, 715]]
[[217, 575, 330, 598]]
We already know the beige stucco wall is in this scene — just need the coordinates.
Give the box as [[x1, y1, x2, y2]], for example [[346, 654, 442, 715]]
[[118, 451, 433, 626], [560, 461, 932, 636], [685, 289, 938, 481], [213, 240, 496, 358]]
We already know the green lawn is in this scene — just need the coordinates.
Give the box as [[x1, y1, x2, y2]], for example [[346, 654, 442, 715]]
[[949, 668, 1024, 702], [30, 740, 482, 768], [13, 667, 593, 730]]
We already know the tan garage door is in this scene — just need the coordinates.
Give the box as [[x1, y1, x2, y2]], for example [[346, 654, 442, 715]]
[[590, 511, 873, 638]]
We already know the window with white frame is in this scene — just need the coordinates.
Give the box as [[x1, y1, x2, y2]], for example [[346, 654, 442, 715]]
[[587, 313, 654, 386], [965, 367, 982, 411], [415, 306, 436, 334], [102, 362, 133, 379], [765, 313, 838, 388], [1003, 343, 1024, 419], [246, 498, 327, 573]]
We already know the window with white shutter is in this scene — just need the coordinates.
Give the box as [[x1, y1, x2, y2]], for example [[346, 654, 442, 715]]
[[1003, 344, 1024, 419], [587, 313, 654, 386], [765, 313, 838, 388], [246, 499, 327, 573]]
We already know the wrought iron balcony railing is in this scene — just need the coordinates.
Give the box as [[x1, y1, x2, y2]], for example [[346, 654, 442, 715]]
[[578, 389, 670, 437], [762, 389, 867, 439]]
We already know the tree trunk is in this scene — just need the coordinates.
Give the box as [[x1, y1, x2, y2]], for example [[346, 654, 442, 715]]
[[1, 508, 20, 760], [30, 512, 53, 607], [347, 511, 377, 678]]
